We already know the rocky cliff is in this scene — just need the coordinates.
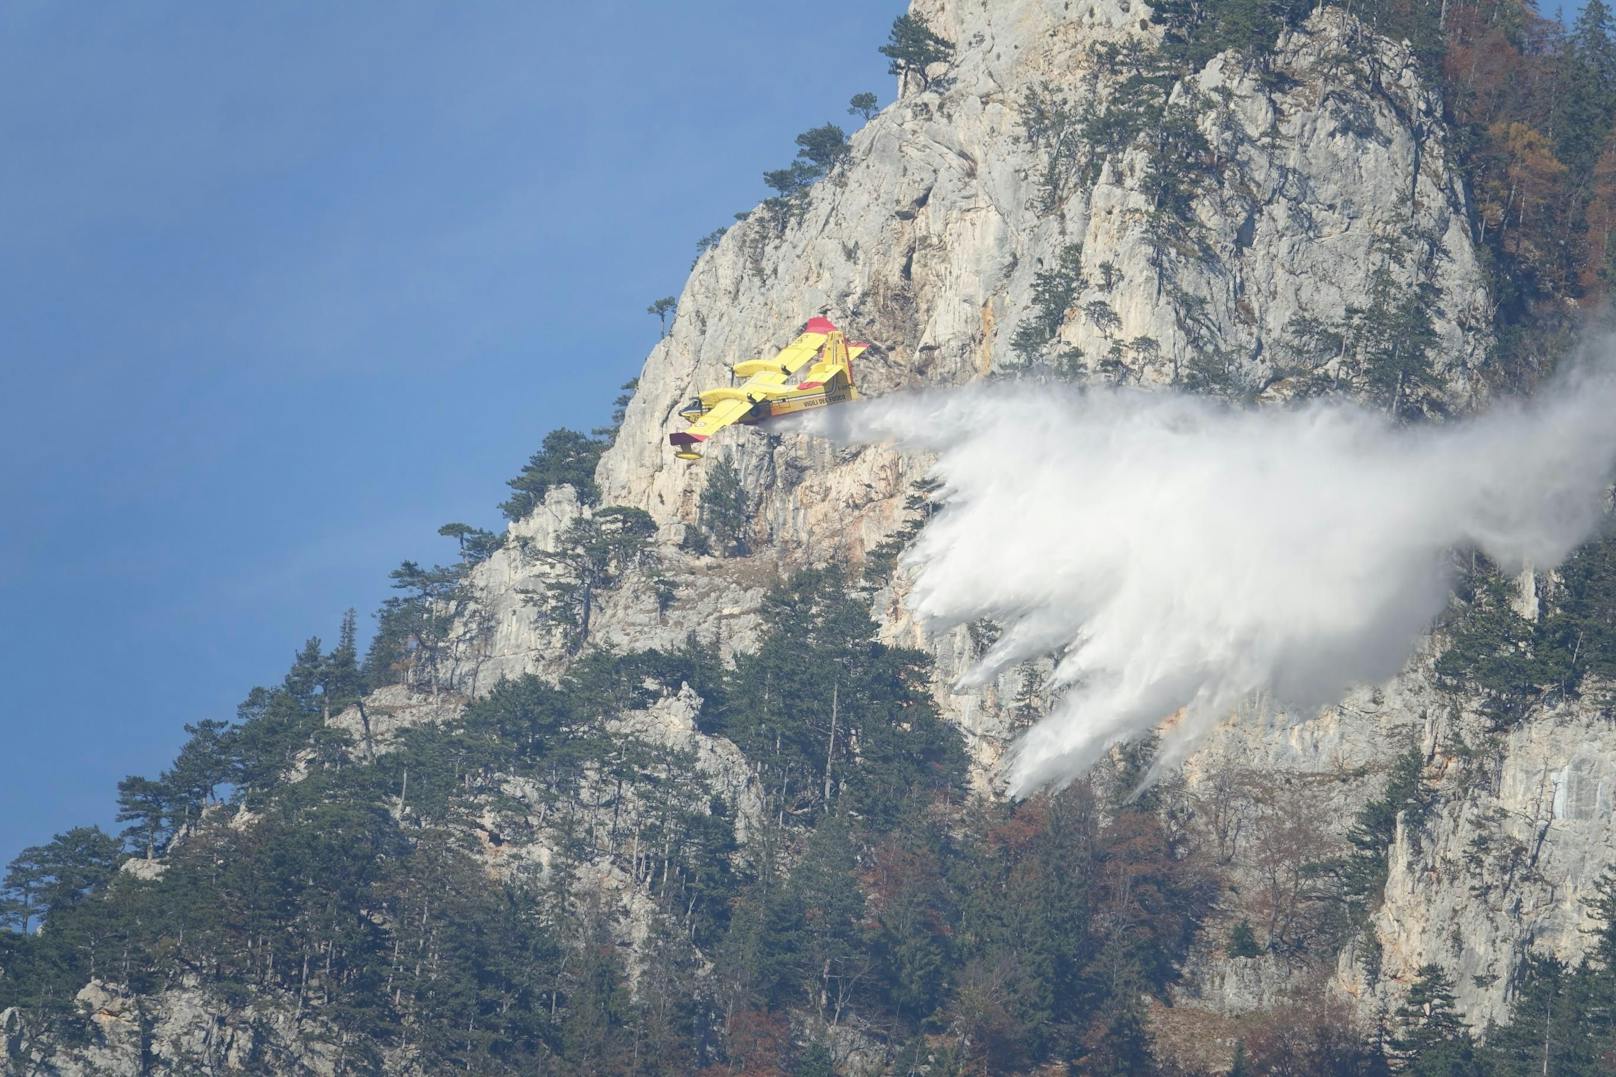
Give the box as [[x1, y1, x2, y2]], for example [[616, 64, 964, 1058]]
[[449, 0, 1577, 1040], [13, 0, 1615, 1072]]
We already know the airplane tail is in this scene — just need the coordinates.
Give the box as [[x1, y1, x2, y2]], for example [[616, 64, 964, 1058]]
[[669, 430, 707, 458]]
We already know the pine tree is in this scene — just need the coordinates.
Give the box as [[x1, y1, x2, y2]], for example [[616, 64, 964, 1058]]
[[593, 378, 639, 440], [790, 817, 868, 1023], [699, 457, 750, 556], [1344, 238, 1444, 419], [501, 428, 605, 519], [1388, 963, 1476, 1073], [1228, 918, 1262, 958], [880, 13, 955, 90], [25, 827, 122, 922], [165, 719, 233, 823], [0, 845, 47, 932], [283, 637, 325, 713], [319, 609, 364, 719], [1556, 0, 1616, 178], [1480, 954, 1597, 1075], [1081, 1002, 1157, 1075], [1011, 244, 1085, 363], [692, 228, 727, 266], [536, 507, 656, 651], [436, 522, 502, 565], [797, 123, 850, 173], [115, 776, 174, 859], [1342, 742, 1434, 918], [1011, 662, 1044, 729], [647, 296, 677, 337]]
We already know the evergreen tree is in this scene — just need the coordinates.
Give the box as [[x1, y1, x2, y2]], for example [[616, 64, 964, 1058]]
[[500, 428, 605, 520], [1574, 867, 1616, 1056], [536, 507, 656, 651], [718, 569, 965, 829], [1551, 534, 1616, 685], [1228, 918, 1262, 958], [1388, 964, 1476, 1073], [1556, 0, 1616, 179], [880, 13, 955, 89], [319, 609, 365, 719], [848, 91, 879, 121], [1081, 1003, 1157, 1075], [1480, 954, 1596, 1075], [164, 719, 234, 823], [436, 522, 503, 566], [630, 909, 708, 1073], [593, 378, 639, 440], [115, 776, 173, 859], [715, 825, 810, 1018], [794, 124, 850, 174], [789, 817, 868, 1023], [0, 845, 47, 932], [283, 636, 325, 713], [699, 457, 750, 556], [232, 647, 336, 799], [647, 296, 677, 337], [763, 124, 850, 205], [692, 227, 727, 266], [763, 159, 820, 200], [360, 561, 467, 692], [1011, 662, 1044, 729], [868, 820, 953, 1025], [14, 827, 121, 924], [1011, 244, 1085, 363], [1342, 743, 1435, 919]]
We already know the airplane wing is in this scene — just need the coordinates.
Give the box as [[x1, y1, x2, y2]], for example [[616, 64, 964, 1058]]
[[669, 397, 752, 458], [670, 318, 851, 458], [732, 317, 837, 379], [776, 317, 838, 376]]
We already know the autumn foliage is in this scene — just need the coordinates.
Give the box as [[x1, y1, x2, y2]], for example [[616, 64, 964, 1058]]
[[1438, 0, 1616, 301]]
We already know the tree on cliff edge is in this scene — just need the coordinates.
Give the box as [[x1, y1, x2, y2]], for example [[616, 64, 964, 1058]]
[[880, 14, 954, 91], [501, 428, 604, 520]]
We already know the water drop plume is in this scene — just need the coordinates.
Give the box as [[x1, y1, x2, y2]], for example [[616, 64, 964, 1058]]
[[806, 358, 1616, 796]]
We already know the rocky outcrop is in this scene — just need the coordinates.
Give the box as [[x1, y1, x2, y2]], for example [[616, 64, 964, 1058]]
[[1160, 640, 1616, 1026], [1370, 688, 1616, 1026], [8, 979, 338, 1077], [457, 0, 1496, 787], [595, 3, 1486, 543], [414, 0, 1566, 1036], [33, 4, 1594, 1067]]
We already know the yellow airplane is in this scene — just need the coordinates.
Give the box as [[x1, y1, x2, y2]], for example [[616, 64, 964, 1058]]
[[669, 317, 868, 460]]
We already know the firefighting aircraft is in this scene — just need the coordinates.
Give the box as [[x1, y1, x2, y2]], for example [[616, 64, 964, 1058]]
[[669, 317, 868, 460]]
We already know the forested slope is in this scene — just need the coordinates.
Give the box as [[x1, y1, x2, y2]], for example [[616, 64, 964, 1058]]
[[8, 0, 1616, 1073]]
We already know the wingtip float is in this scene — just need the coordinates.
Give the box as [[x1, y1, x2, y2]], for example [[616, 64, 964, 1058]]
[[668, 318, 868, 461]]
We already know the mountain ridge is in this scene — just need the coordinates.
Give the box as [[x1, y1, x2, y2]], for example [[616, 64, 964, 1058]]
[[8, 0, 1616, 1072]]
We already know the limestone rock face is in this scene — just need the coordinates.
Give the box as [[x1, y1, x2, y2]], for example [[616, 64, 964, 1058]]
[[1370, 692, 1616, 1025], [468, 0, 1493, 774], [1175, 653, 1616, 1025], [16, 979, 337, 1077], [32, 4, 1599, 1067], [594, 4, 1486, 550], [434, 0, 1584, 1036]]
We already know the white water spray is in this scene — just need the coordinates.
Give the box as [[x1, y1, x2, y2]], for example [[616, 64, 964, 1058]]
[[807, 361, 1616, 796]]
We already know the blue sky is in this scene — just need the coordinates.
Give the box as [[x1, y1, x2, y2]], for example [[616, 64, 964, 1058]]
[[0, 0, 902, 868]]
